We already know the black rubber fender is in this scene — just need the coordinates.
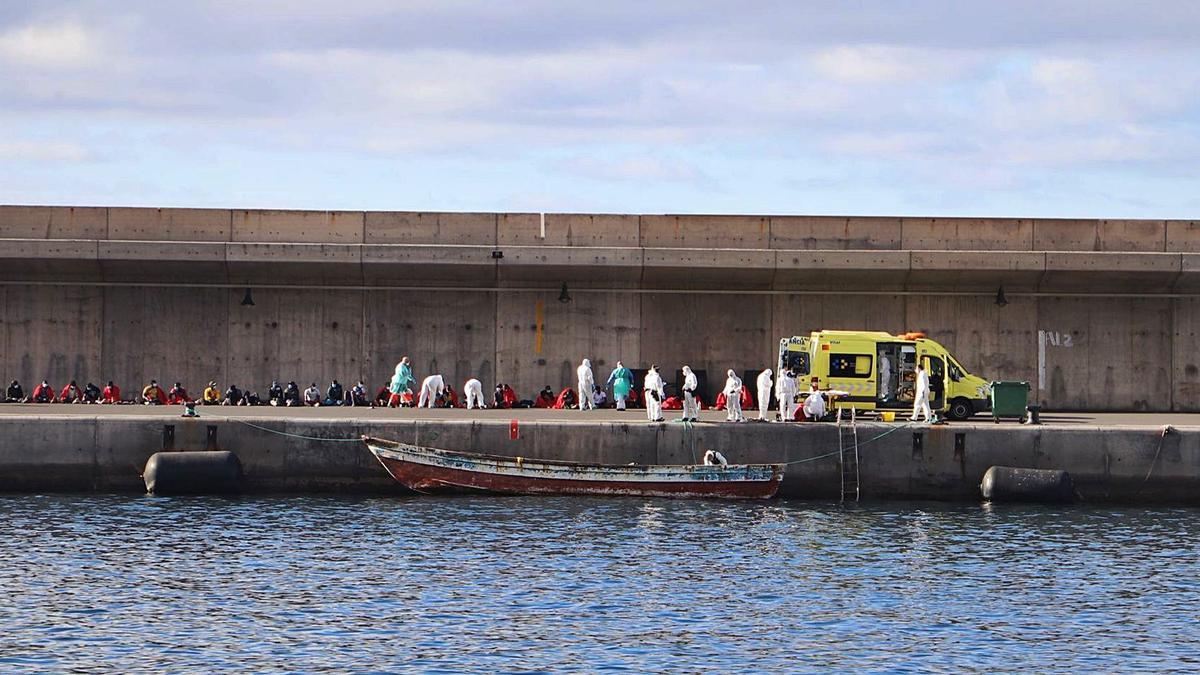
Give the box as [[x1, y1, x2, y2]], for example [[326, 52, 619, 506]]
[[143, 451, 243, 495], [980, 465, 1074, 503]]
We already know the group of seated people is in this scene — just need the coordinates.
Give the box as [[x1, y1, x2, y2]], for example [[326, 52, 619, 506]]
[[197, 380, 378, 407], [4, 378, 379, 407], [6, 379, 125, 404], [3, 375, 827, 418]]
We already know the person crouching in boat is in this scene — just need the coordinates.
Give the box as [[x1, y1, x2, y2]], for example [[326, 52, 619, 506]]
[[644, 365, 665, 423], [703, 449, 729, 466]]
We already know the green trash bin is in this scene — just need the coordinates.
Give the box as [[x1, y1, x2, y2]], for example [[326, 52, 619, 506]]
[[990, 381, 1029, 422]]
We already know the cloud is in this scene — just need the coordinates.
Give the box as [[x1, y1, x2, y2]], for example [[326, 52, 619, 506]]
[[0, 2, 1197, 215], [0, 20, 101, 68], [0, 139, 90, 162], [560, 155, 708, 184]]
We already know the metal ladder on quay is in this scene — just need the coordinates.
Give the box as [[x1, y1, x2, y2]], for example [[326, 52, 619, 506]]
[[837, 407, 860, 503]]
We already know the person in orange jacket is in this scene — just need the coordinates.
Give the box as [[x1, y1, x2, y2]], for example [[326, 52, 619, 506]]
[[141, 380, 167, 405], [102, 381, 121, 404]]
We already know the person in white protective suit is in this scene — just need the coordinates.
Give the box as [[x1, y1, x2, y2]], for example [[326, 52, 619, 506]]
[[703, 449, 729, 466], [879, 352, 892, 402], [463, 378, 486, 409], [910, 362, 932, 423], [417, 374, 445, 408], [756, 368, 773, 421], [577, 358, 595, 411], [802, 383, 826, 421], [644, 365, 665, 422], [777, 369, 798, 421], [723, 369, 745, 422], [680, 365, 699, 422]]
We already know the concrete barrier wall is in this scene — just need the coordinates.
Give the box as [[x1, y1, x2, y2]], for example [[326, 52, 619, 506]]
[[0, 417, 1194, 503], [0, 284, 1194, 411], [4, 205, 1195, 252]]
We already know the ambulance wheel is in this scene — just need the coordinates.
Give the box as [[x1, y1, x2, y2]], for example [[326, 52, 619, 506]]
[[947, 398, 973, 421]]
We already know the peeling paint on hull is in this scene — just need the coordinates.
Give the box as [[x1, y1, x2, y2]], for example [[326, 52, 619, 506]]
[[364, 436, 783, 499]]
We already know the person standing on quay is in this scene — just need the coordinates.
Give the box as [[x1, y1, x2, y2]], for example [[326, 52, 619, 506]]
[[644, 366, 665, 423], [910, 362, 932, 423], [463, 378, 486, 409], [577, 358, 595, 411], [606, 361, 633, 411], [723, 370, 745, 423], [389, 357, 415, 407], [680, 365, 699, 422], [756, 368, 773, 421]]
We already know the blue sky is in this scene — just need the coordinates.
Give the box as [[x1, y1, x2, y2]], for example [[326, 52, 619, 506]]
[[1, 1, 1198, 218]]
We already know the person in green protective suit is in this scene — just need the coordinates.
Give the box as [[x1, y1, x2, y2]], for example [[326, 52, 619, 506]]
[[606, 361, 633, 410], [388, 356, 415, 406]]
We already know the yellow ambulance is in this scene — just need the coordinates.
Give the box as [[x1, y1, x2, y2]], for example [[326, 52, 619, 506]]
[[777, 330, 991, 420]]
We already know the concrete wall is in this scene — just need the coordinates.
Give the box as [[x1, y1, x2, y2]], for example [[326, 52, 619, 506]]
[[0, 284, 1193, 411], [0, 416, 1195, 503], [4, 205, 1197, 251], [2, 204, 1197, 410]]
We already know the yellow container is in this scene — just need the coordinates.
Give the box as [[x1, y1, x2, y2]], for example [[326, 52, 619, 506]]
[[881, 411, 896, 422]]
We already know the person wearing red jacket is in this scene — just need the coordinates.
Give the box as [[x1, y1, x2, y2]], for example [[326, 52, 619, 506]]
[[534, 386, 556, 409], [102, 381, 121, 404], [167, 382, 190, 405], [32, 380, 56, 403], [59, 380, 83, 403]]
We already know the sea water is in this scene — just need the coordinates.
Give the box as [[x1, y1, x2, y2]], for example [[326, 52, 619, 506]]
[[1, 495, 1197, 672]]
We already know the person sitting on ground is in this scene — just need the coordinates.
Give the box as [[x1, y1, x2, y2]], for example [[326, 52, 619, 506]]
[[202, 381, 221, 405], [102, 381, 121, 404], [303, 383, 321, 406], [493, 383, 507, 408], [223, 384, 244, 406], [32, 380, 56, 403], [83, 382, 101, 404], [592, 387, 607, 408], [442, 384, 460, 408], [244, 390, 262, 406], [267, 380, 284, 407], [534, 386, 556, 409], [167, 382, 190, 405], [6, 380, 25, 403], [142, 380, 167, 405], [60, 380, 83, 403], [374, 383, 391, 407], [345, 381, 369, 407], [325, 380, 344, 406], [283, 381, 301, 407]]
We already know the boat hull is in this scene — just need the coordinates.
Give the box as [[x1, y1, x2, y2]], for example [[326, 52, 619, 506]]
[[364, 437, 783, 500]]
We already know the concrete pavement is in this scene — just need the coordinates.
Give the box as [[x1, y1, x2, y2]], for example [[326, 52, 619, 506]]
[[0, 403, 1194, 428]]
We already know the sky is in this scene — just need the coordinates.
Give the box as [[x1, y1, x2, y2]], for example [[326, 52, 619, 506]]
[[0, 1, 1198, 218]]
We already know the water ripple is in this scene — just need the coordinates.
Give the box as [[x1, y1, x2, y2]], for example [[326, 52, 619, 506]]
[[0, 495, 1197, 672]]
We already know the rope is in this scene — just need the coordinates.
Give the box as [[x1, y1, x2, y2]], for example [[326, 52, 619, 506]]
[[225, 417, 364, 442], [1143, 425, 1173, 482], [781, 423, 912, 465], [213, 414, 914, 461]]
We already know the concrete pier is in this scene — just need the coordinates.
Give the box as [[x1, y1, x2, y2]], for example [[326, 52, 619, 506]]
[[1, 408, 1195, 503]]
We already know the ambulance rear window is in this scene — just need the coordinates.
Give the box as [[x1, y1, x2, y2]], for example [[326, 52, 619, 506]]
[[785, 352, 810, 375]]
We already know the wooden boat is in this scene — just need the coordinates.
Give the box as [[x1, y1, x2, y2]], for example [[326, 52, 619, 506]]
[[363, 436, 784, 499]]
